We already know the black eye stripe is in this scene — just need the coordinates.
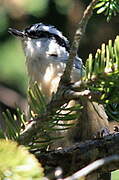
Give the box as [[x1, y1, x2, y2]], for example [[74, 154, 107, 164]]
[[25, 29, 70, 52], [50, 54, 58, 57], [54, 34, 70, 52]]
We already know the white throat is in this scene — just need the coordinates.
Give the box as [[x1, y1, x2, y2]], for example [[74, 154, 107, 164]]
[[23, 37, 69, 60], [23, 37, 68, 102]]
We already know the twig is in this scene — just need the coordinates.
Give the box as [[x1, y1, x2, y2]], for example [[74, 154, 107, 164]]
[[60, 0, 98, 84], [64, 155, 119, 180], [47, 0, 99, 113], [63, 89, 91, 100], [55, 167, 63, 180]]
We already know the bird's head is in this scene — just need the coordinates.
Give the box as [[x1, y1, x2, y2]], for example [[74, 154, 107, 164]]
[[8, 23, 70, 60]]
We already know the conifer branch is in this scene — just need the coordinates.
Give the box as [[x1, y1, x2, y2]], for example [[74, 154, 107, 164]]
[[60, 0, 98, 84], [35, 133, 119, 175]]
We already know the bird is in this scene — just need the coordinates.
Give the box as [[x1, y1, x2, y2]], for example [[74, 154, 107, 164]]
[[8, 23, 110, 180], [8, 23, 83, 103]]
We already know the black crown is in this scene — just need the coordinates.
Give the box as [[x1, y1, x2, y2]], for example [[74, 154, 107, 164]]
[[25, 23, 70, 52]]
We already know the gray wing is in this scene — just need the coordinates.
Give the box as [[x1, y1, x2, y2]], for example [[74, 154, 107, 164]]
[[73, 56, 83, 70], [61, 55, 83, 70]]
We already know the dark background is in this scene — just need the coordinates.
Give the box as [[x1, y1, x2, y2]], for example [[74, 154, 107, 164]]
[[0, 0, 118, 124], [0, 0, 119, 178]]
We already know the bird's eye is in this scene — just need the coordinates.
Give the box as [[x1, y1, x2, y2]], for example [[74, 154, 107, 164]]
[[25, 29, 36, 37], [37, 31, 45, 37], [30, 30, 36, 35], [50, 54, 58, 57]]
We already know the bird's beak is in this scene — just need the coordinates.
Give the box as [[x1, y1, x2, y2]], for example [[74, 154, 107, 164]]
[[8, 28, 25, 38]]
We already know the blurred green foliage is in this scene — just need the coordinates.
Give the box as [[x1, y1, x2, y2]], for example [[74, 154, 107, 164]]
[[54, 0, 72, 14], [0, 139, 44, 179], [24, 0, 49, 17], [0, 7, 9, 35], [0, 39, 27, 91], [112, 170, 119, 180]]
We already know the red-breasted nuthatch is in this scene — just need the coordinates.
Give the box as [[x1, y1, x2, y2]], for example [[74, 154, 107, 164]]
[[8, 23, 83, 103], [8, 23, 109, 150]]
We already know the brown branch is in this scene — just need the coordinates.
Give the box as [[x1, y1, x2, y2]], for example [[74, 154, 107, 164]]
[[18, 84, 101, 145], [60, 0, 98, 84], [34, 133, 119, 176], [63, 88, 102, 102], [18, 115, 49, 145], [18, 89, 93, 145], [64, 89, 91, 100], [48, 0, 98, 114], [18, 79, 104, 146]]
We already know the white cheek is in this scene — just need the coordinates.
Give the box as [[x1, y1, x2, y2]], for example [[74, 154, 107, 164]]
[[58, 47, 69, 58], [43, 64, 54, 82], [46, 40, 57, 55], [24, 39, 34, 57], [57, 62, 66, 69], [24, 39, 45, 58], [36, 41, 41, 48], [50, 76, 61, 93]]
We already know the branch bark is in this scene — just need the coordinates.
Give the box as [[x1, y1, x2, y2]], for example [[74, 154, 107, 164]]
[[34, 133, 119, 176], [60, 0, 98, 84], [48, 0, 98, 112]]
